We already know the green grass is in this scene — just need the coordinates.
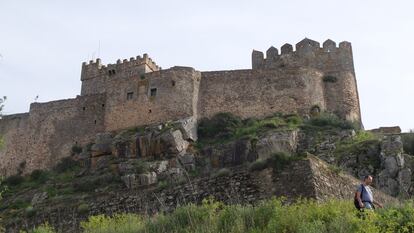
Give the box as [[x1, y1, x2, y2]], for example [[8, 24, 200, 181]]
[[197, 113, 302, 146], [25, 198, 414, 233], [303, 112, 359, 130], [334, 131, 380, 156]]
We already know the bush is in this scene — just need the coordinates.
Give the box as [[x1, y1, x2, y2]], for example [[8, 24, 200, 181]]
[[269, 152, 295, 171], [81, 214, 143, 233], [25, 205, 36, 217], [77, 203, 90, 215], [305, 112, 358, 130], [4, 174, 24, 186], [198, 113, 242, 141], [30, 169, 49, 184], [249, 160, 268, 172], [213, 168, 231, 178], [132, 160, 149, 174], [402, 132, 414, 155], [54, 157, 80, 173]]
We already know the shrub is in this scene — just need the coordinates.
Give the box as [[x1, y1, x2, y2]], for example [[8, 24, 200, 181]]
[[269, 152, 294, 171], [213, 168, 231, 178], [24, 223, 55, 233], [285, 114, 302, 126], [54, 157, 80, 173], [77, 203, 89, 215], [4, 174, 24, 186], [305, 112, 358, 130], [248, 160, 268, 172], [81, 214, 143, 233], [132, 160, 149, 174], [25, 205, 36, 217], [198, 113, 242, 141], [30, 169, 49, 184], [402, 131, 414, 155]]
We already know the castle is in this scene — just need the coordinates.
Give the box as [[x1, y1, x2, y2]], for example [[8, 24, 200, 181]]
[[0, 38, 361, 176]]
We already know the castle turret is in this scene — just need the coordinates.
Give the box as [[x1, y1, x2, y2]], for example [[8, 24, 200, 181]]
[[80, 54, 160, 96], [251, 38, 361, 125]]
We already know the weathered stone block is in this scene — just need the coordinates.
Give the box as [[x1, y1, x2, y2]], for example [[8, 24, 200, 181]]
[[256, 130, 299, 160], [139, 172, 157, 186], [91, 133, 113, 157]]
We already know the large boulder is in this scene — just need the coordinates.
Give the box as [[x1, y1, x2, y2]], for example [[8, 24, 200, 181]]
[[91, 133, 113, 157], [139, 172, 157, 186], [375, 135, 411, 197], [256, 129, 299, 160], [121, 174, 139, 189], [175, 117, 198, 141], [160, 129, 189, 155]]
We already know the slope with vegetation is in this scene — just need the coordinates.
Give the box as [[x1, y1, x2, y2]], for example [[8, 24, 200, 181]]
[[0, 111, 413, 232]]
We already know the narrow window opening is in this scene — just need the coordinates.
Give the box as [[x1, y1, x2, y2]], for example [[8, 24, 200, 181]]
[[94, 120, 97, 124], [171, 80, 176, 86], [108, 69, 116, 76], [148, 109, 152, 113], [102, 104, 105, 108], [127, 92, 134, 100], [82, 107, 86, 111], [150, 88, 157, 97]]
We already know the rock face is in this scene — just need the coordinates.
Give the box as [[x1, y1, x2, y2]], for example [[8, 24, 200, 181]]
[[256, 129, 299, 160], [377, 135, 412, 197]]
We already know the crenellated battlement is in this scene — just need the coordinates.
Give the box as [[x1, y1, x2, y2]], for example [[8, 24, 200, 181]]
[[81, 54, 160, 81], [252, 38, 353, 71]]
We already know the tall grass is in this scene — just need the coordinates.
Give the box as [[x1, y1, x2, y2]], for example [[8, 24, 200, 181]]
[[26, 198, 414, 233]]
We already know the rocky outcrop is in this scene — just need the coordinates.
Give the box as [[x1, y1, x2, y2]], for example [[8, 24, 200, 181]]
[[6, 156, 397, 233], [256, 129, 299, 160], [377, 135, 412, 197]]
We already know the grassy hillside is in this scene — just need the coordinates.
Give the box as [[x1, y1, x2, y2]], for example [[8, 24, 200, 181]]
[[25, 198, 414, 233]]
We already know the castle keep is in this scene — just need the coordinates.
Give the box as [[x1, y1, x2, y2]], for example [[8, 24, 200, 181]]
[[0, 38, 361, 175]]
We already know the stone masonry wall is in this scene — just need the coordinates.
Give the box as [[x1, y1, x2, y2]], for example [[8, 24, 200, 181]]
[[0, 94, 106, 176], [103, 66, 200, 131], [252, 38, 361, 123], [198, 68, 326, 119]]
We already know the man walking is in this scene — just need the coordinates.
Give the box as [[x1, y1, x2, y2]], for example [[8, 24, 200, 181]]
[[355, 175, 383, 210]]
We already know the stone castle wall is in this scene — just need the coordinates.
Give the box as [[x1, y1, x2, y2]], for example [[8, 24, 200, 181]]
[[0, 95, 106, 176], [0, 39, 362, 175], [198, 68, 326, 119], [102, 66, 200, 131]]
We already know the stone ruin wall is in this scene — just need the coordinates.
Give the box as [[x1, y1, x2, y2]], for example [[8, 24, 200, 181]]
[[0, 39, 362, 176]]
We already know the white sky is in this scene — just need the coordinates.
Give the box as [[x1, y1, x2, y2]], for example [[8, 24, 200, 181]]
[[0, 0, 413, 131]]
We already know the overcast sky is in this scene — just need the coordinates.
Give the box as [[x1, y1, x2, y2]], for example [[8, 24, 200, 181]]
[[0, 0, 413, 131]]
